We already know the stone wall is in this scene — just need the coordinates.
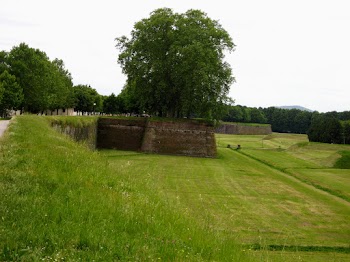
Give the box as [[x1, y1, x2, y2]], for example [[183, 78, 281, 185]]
[[97, 118, 216, 157], [96, 118, 147, 151], [141, 120, 216, 157], [52, 123, 97, 149], [216, 123, 272, 135]]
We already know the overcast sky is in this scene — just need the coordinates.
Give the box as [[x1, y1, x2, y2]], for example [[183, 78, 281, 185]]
[[1, 0, 349, 112]]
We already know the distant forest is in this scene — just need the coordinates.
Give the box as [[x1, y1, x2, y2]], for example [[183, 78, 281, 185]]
[[222, 105, 350, 144], [1, 43, 349, 144]]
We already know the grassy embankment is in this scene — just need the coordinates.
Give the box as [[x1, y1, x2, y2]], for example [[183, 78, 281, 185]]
[[0, 116, 249, 261], [1, 116, 350, 261], [222, 122, 270, 127], [103, 132, 350, 261]]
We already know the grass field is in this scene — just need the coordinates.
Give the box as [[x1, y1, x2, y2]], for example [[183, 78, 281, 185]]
[[0, 116, 250, 261], [1, 116, 349, 261], [103, 133, 350, 261]]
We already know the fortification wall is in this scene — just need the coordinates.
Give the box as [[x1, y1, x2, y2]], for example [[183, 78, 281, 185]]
[[96, 118, 216, 157], [141, 120, 216, 157], [96, 118, 147, 151], [52, 123, 97, 149], [216, 123, 272, 135], [52, 117, 217, 157]]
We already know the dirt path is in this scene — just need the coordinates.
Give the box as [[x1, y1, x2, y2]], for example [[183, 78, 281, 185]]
[[0, 120, 10, 138]]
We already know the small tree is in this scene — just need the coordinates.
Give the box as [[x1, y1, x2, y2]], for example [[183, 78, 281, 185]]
[[0, 70, 23, 117], [103, 93, 120, 115], [73, 85, 102, 115]]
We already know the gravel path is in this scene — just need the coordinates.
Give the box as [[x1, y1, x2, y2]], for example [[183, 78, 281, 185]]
[[0, 120, 10, 138]]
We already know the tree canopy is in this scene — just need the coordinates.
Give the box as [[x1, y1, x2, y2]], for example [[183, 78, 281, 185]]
[[0, 70, 23, 117], [73, 85, 102, 114], [307, 113, 343, 144], [2, 43, 75, 113], [116, 8, 235, 119], [0, 43, 106, 116]]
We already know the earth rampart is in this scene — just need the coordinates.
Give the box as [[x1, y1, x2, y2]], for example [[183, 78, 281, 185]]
[[96, 118, 216, 157], [96, 118, 147, 151], [216, 123, 272, 135]]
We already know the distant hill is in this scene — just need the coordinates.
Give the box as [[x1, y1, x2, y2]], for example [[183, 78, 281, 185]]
[[277, 105, 314, 112]]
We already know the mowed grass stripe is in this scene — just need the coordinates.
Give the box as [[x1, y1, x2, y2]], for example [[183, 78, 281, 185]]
[[238, 148, 350, 203], [288, 168, 350, 202], [104, 147, 350, 248]]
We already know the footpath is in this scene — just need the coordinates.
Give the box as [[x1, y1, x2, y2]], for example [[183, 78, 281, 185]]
[[0, 120, 10, 138]]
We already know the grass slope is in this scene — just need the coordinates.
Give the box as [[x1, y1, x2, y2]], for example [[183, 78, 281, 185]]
[[103, 133, 350, 261], [334, 151, 350, 169], [103, 147, 350, 248], [1, 117, 349, 261], [0, 116, 248, 261]]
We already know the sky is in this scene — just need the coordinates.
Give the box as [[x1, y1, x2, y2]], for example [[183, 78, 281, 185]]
[[1, 0, 349, 112]]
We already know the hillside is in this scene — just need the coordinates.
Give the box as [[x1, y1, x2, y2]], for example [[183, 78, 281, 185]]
[[277, 105, 314, 112]]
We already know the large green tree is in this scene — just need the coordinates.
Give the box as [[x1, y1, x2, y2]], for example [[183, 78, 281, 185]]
[[7, 43, 52, 112], [116, 8, 235, 119], [6, 43, 74, 113], [48, 59, 74, 112]]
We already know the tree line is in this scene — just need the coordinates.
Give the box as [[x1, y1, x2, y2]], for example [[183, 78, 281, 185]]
[[222, 105, 350, 144], [0, 42, 154, 118], [2, 7, 235, 121], [0, 43, 105, 117]]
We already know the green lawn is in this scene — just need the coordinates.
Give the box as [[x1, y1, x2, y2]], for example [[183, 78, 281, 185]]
[[0, 116, 249, 261], [103, 133, 350, 260], [103, 148, 350, 247], [1, 117, 349, 261], [288, 169, 350, 202]]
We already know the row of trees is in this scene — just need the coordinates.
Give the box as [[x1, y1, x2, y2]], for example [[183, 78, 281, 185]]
[[2, 6, 235, 119], [0, 42, 130, 117], [308, 113, 350, 144], [221, 104, 350, 144], [222, 105, 313, 133], [0, 43, 105, 117], [0, 43, 74, 115]]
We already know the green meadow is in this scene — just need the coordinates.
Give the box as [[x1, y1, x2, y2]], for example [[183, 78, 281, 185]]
[[1, 116, 349, 261]]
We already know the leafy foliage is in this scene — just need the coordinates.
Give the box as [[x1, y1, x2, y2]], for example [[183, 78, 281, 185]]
[[1, 43, 75, 113], [0, 70, 23, 117], [73, 85, 102, 114], [116, 8, 235, 119], [0, 116, 249, 261], [102, 93, 125, 115], [307, 113, 343, 144], [334, 151, 350, 169]]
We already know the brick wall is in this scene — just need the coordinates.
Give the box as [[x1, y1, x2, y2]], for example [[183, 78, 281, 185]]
[[216, 123, 272, 135], [96, 118, 216, 157], [96, 118, 147, 151], [141, 120, 216, 157]]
